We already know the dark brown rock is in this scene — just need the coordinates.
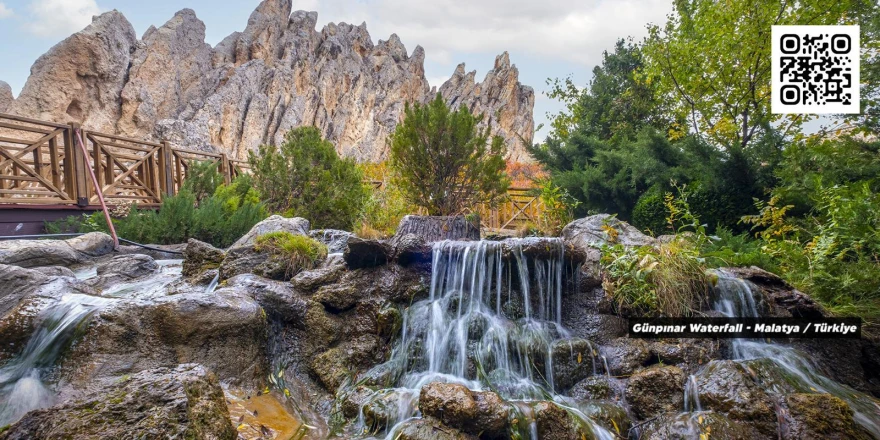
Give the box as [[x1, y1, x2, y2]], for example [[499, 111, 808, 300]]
[[624, 364, 685, 419]]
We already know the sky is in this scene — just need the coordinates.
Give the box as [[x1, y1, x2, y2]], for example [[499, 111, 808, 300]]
[[0, 0, 674, 140]]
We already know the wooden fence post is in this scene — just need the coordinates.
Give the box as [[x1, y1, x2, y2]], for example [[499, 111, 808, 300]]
[[159, 141, 174, 197], [68, 122, 90, 207], [220, 153, 231, 185]]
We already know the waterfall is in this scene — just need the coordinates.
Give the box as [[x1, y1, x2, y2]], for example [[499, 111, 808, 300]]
[[683, 375, 702, 412], [711, 270, 880, 438], [352, 239, 614, 439], [205, 272, 220, 293], [0, 294, 113, 425]]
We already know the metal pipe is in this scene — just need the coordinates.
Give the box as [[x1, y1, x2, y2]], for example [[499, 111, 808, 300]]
[[74, 128, 119, 249]]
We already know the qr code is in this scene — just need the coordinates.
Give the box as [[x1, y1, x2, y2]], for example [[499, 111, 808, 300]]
[[772, 25, 860, 114]]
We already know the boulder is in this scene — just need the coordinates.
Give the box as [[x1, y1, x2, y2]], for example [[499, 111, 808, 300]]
[[310, 229, 353, 254], [0, 233, 114, 268], [343, 237, 392, 269], [224, 274, 309, 325], [309, 334, 383, 392], [418, 382, 510, 438], [531, 401, 585, 440], [395, 215, 479, 242], [59, 287, 268, 386], [392, 418, 478, 440], [230, 215, 309, 248], [95, 254, 159, 281], [547, 338, 596, 391], [31, 266, 76, 278], [391, 233, 432, 266], [600, 338, 651, 376], [780, 393, 870, 440], [693, 360, 778, 437], [182, 238, 225, 278], [624, 365, 685, 419], [218, 245, 288, 281], [647, 338, 721, 373], [640, 411, 753, 440], [721, 266, 824, 318], [562, 214, 656, 250], [0, 264, 51, 317], [568, 376, 623, 402], [0, 364, 236, 440]]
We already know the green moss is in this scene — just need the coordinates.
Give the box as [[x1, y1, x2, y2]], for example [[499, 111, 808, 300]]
[[255, 232, 328, 277]]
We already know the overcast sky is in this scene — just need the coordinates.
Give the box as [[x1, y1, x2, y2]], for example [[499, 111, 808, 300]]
[[0, 0, 674, 140]]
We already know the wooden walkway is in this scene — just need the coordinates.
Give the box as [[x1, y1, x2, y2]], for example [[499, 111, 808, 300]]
[[0, 111, 544, 234], [0, 112, 249, 208]]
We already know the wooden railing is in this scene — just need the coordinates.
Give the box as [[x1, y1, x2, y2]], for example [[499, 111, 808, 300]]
[[465, 187, 544, 232], [0, 113, 248, 207]]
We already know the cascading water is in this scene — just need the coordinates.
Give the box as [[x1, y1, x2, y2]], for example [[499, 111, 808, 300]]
[[346, 239, 615, 439], [0, 293, 113, 425], [711, 271, 880, 438]]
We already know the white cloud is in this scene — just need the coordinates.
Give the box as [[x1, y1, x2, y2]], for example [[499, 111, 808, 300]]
[[25, 0, 102, 37], [0, 2, 13, 19], [291, 0, 671, 68], [426, 76, 450, 88]]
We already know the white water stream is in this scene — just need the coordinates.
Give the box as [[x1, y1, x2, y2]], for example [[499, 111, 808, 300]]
[[349, 239, 615, 439]]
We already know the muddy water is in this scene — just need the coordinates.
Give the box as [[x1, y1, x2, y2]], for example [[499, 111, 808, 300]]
[[226, 389, 304, 440]]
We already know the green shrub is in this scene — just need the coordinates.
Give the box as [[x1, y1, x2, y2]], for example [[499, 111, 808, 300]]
[[182, 160, 224, 204], [600, 239, 710, 317], [389, 93, 509, 215], [248, 127, 368, 230], [357, 162, 415, 238], [45, 174, 266, 248], [255, 231, 328, 276], [632, 190, 669, 236]]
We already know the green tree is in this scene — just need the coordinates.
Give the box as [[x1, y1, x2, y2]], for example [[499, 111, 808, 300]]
[[544, 39, 676, 141], [389, 94, 509, 216], [641, 0, 864, 151], [249, 127, 368, 230]]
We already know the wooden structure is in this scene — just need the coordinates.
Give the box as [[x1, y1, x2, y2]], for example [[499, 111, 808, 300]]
[[466, 187, 545, 233], [0, 112, 249, 208]]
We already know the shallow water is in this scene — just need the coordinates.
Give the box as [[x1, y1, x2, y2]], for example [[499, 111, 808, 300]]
[[226, 389, 303, 440]]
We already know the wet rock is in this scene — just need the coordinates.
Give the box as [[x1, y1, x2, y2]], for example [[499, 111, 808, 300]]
[[376, 305, 403, 339], [218, 245, 283, 280], [230, 215, 309, 248], [532, 401, 584, 440], [0, 364, 236, 440], [549, 338, 596, 391], [601, 338, 651, 376], [391, 233, 432, 266], [0, 264, 50, 317], [640, 411, 752, 440], [624, 364, 685, 419], [60, 287, 268, 386], [95, 253, 159, 282], [780, 393, 869, 440], [310, 334, 382, 392], [224, 274, 309, 325], [314, 282, 360, 312], [344, 237, 391, 269], [569, 376, 622, 402], [65, 232, 116, 257], [418, 382, 510, 438], [291, 259, 347, 291], [0, 233, 113, 268], [114, 243, 186, 260], [395, 215, 479, 242], [359, 388, 414, 429], [578, 248, 603, 289], [648, 338, 721, 373], [578, 401, 631, 435], [722, 266, 824, 318], [182, 238, 225, 278], [693, 360, 777, 438], [31, 266, 76, 278], [392, 417, 478, 440], [310, 229, 353, 254]]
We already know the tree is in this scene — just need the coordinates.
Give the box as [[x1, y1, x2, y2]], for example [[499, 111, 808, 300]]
[[544, 39, 677, 142], [248, 127, 368, 230], [641, 0, 863, 152], [389, 94, 509, 216]]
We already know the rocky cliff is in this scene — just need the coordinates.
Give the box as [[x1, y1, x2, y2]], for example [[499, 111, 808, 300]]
[[2, 0, 535, 162]]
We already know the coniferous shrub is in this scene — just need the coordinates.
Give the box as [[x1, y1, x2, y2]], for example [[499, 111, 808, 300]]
[[248, 127, 368, 230]]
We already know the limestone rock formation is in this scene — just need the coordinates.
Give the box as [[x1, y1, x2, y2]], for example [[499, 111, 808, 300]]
[[6, 11, 137, 133], [0, 81, 12, 113], [7, 0, 535, 162]]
